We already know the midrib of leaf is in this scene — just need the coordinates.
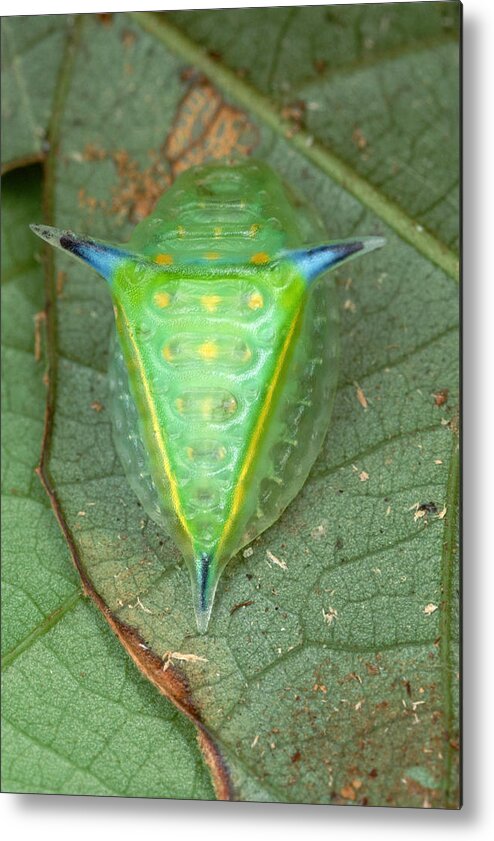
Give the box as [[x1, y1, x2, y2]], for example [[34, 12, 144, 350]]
[[130, 11, 459, 282], [1, 591, 83, 671]]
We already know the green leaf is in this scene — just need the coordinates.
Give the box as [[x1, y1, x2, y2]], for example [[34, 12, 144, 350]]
[[166, 2, 460, 251], [2, 6, 460, 806], [1, 166, 214, 800], [1, 16, 70, 170]]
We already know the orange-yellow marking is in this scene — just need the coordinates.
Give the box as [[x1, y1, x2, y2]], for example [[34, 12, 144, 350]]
[[162, 344, 174, 362], [177, 226, 186, 238], [198, 340, 219, 361], [201, 397, 214, 419], [217, 446, 227, 460], [249, 224, 260, 237], [250, 251, 270, 265], [216, 306, 303, 558], [154, 291, 171, 308], [214, 227, 222, 238], [155, 253, 173, 265], [175, 397, 185, 414], [204, 251, 220, 261], [186, 446, 194, 460], [248, 292, 264, 310], [115, 306, 192, 546], [201, 294, 222, 312]]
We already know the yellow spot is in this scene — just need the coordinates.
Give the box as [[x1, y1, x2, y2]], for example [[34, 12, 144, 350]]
[[249, 224, 260, 237], [154, 291, 171, 308], [186, 447, 194, 460], [242, 346, 252, 362], [217, 446, 227, 460], [155, 253, 173, 265], [214, 227, 222, 238], [198, 340, 218, 361], [162, 345, 174, 362], [201, 397, 214, 419], [248, 292, 264, 310], [204, 251, 220, 261], [250, 251, 270, 265], [201, 294, 222, 312], [175, 398, 185, 414], [177, 226, 186, 238]]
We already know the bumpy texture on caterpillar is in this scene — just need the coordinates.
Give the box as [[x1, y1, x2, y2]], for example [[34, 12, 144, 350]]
[[31, 160, 384, 632]]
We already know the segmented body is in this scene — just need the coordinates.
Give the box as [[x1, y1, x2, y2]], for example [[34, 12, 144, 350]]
[[107, 161, 339, 627]]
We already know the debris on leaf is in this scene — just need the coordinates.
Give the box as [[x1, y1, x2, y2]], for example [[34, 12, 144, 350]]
[[423, 603, 438, 616], [352, 126, 368, 151], [243, 546, 254, 558], [432, 388, 449, 407], [56, 270, 66, 297], [311, 523, 327, 540], [230, 599, 254, 615], [354, 382, 369, 409], [128, 596, 152, 614], [359, 471, 369, 482], [162, 651, 208, 671], [412, 501, 438, 521], [33, 310, 46, 361], [340, 784, 356, 801], [418, 502, 438, 514], [266, 549, 287, 570], [323, 606, 338, 625]]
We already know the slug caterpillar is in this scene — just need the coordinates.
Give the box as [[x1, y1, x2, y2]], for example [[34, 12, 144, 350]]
[[32, 160, 384, 632]]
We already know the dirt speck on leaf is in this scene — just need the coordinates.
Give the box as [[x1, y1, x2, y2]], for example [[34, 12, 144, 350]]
[[340, 784, 356, 800], [266, 549, 287, 570], [432, 388, 449, 407], [354, 382, 369, 409]]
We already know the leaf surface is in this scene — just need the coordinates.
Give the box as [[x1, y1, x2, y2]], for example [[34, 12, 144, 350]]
[[1, 16, 69, 169], [2, 7, 460, 806]]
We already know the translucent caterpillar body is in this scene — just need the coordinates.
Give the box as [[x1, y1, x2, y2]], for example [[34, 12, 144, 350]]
[[31, 160, 384, 632]]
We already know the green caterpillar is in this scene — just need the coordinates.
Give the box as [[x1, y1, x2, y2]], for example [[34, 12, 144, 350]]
[[31, 160, 384, 633]]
